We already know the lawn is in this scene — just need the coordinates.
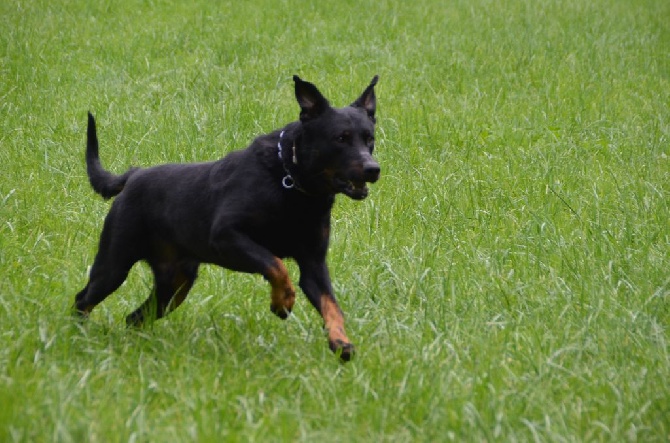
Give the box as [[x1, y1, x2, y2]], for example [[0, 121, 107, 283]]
[[1, 0, 668, 441]]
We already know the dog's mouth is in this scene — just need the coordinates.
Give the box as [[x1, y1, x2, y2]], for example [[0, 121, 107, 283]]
[[335, 178, 370, 200]]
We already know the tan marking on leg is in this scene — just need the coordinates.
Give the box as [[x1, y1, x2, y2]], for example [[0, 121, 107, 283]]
[[320, 295, 350, 345], [266, 257, 296, 318]]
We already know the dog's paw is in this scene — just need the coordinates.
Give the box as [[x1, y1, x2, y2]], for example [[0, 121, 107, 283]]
[[125, 311, 145, 328], [70, 304, 92, 321], [329, 339, 355, 362], [71, 308, 89, 322], [270, 303, 292, 320]]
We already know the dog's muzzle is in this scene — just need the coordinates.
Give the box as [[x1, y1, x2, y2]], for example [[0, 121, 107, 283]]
[[337, 160, 380, 200]]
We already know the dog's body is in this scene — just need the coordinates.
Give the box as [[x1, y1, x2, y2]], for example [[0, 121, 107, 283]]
[[74, 76, 380, 360]]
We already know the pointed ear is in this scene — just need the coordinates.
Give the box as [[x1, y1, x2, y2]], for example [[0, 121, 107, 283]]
[[351, 75, 379, 121], [293, 75, 331, 121]]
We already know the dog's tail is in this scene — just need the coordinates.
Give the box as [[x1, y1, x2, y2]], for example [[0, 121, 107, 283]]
[[86, 112, 138, 199]]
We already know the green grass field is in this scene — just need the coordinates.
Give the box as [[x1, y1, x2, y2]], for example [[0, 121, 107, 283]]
[[1, 0, 669, 440]]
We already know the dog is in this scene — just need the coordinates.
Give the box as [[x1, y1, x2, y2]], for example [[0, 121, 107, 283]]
[[73, 75, 380, 360]]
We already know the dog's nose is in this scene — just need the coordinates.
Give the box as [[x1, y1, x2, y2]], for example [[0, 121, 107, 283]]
[[363, 162, 380, 183]]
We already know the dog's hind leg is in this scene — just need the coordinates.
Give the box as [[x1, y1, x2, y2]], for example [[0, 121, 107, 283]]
[[73, 204, 144, 317], [126, 260, 199, 326], [73, 258, 134, 317]]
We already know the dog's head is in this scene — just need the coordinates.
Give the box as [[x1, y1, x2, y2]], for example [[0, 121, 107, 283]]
[[292, 75, 380, 200]]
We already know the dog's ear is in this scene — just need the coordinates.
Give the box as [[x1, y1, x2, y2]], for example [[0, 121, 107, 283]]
[[351, 75, 379, 121], [293, 75, 331, 122]]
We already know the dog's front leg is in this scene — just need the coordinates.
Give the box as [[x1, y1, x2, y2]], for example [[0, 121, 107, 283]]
[[264, 256, 297, 319], [298, 260, 354, 361], [211, 229, 296, 319]]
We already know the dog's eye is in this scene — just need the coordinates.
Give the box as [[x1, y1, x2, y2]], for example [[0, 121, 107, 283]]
[[336, 132, 351, 144]]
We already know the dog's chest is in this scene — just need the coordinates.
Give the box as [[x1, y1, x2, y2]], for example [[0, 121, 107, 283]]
[[245, 196, 331, 258]]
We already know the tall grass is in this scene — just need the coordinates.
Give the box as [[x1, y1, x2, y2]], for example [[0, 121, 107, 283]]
[[1, 0, 668, 441]]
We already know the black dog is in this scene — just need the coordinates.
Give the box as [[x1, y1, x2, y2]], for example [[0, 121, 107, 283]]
[[74, 75, 380, 360]]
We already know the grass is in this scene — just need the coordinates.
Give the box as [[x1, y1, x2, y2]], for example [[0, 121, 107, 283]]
[[1, 0, 669, 440]]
